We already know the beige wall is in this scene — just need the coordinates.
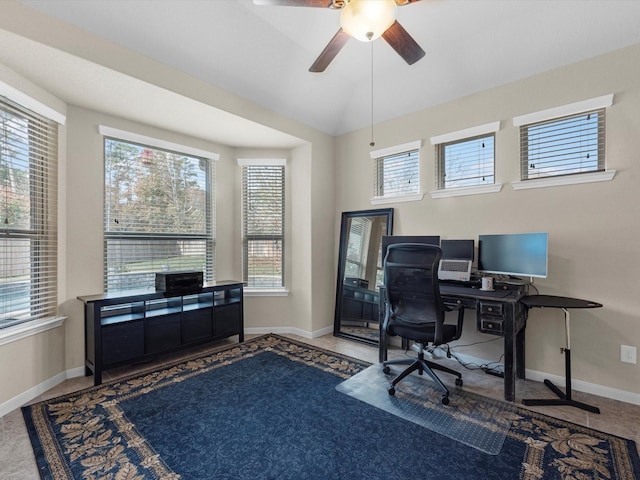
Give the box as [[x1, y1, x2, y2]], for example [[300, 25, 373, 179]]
[[0, 55, 335, 411], [335, 44, 640, 396], [1, 5, 639, 411], [0, 98, 335, 410]]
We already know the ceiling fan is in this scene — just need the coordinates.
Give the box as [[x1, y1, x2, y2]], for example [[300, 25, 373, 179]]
[[253, 0, 425, 72]]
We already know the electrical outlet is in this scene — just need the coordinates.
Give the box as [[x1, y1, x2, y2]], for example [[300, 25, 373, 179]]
[[621, 345, 637, 364]]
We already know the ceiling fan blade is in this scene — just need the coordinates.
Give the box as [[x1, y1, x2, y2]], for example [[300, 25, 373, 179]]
[[253, 0, 336, 7], [382, 20, 425, 65], [309, 29, 351, 72]]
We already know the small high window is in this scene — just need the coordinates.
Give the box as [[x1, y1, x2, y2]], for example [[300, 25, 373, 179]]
[[520, 109, 605, 180], [435, 134, 495, 189], [430, 122, 500, 192], [512, 94, 613, 187], [371, 140, 422, 203]]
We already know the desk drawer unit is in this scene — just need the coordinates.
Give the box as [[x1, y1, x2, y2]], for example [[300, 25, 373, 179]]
[[477, 301, 504, 335], [441, 295, 476, 310]]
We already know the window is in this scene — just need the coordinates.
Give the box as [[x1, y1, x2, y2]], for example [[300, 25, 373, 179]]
[[430, 122, 500, 193], [512, 94, 613, 188], [1, 95, 58, 329], [370, 140, 422, 204], [103, 135, 215, 292], [374, 149, 420, 198], [435, 134, 495, 189], [520, 109, 605, 180], [240, 160, 285, 289]]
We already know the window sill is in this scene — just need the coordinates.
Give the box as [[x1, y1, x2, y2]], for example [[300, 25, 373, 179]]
[[244, 288, 290, 297], [511, 170, 616, 190], [0, 316, 66, 346], [429, 183, 502, 199], [370, 192, 424, 205]]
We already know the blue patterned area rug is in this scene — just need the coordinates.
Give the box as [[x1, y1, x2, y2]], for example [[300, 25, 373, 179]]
[[22, 334, 640, 480]]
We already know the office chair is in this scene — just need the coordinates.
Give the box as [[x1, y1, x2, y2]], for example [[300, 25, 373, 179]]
[[381, 243, 465, 405]]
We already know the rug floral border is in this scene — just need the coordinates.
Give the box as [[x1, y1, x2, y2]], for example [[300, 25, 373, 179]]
[[22, 334, 639, 480]]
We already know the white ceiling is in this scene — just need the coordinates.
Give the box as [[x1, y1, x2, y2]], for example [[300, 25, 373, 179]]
[[6, 0, 640, 147]]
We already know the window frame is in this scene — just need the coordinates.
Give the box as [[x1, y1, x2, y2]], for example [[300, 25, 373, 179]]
[[435, 133, 496, 190], [512, 94, 615, 190], [370, 140, 424, 205], [519, 109, 605, 181], [429, 121, 501, 199], [100, 126, 219, 293], [0, 94, 61, 332], [238, 158, 287, 293]]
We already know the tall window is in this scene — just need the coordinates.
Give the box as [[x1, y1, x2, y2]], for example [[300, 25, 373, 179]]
[[520, 109, 605, 180], [104, 136, 215, 292], [373, 148, 420, 198], [1, 95, 58, 329], [435, 134, 495, 189], [240, 160, 285, 288]]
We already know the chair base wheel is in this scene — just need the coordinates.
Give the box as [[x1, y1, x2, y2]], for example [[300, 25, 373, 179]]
[[441, 396, 450, 406], [455, 378, 463, 387], [388, 385, 395, 396], [383, 366, 391, 375]]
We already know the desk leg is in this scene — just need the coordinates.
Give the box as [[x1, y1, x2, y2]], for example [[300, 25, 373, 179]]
[[503, 313, 516, 402], [516, 323, 526, 379], [522, 308, 600, 414]]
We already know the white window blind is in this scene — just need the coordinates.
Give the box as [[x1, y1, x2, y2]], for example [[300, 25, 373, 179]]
[[241, 163, 285, 288], [374, 149, 420, 197], [104, 137, 215, 292], [435, 134, 495, 189], [520, 109, 605, 180], [344, 217, 371, 280], [1, 95, 58, 329]]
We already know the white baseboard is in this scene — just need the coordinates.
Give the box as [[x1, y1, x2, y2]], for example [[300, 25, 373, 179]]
[[443, 349, 640, 406], [0, 366, 87, 418], [522, 367, 640, 406]]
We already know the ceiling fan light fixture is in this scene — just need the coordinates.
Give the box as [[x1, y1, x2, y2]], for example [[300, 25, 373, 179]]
[[340, 0, 397, 42]]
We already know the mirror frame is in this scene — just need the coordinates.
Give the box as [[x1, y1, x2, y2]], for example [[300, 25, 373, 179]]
[[333, 208, 394, 345]]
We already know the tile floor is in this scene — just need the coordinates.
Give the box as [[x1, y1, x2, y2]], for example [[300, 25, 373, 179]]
[[1, 333, 639, 479]]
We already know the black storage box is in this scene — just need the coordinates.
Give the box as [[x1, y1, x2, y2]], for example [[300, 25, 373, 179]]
[[155, 271, 203, 296]]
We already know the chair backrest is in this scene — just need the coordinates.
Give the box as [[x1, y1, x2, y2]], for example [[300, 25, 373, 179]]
[[383, 243, 445, 326]]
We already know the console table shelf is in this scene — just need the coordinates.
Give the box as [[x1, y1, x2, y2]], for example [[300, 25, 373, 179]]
[[79, 280, 244, 385]]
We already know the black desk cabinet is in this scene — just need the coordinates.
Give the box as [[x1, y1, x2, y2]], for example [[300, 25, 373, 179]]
[[79, 281, 244, 385], [440, 283, 528, 402]]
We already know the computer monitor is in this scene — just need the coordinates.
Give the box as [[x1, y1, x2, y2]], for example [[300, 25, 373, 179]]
[[441, 239, 474, 260], [382, 235, 440, 260], [478, 232, 548, 279]]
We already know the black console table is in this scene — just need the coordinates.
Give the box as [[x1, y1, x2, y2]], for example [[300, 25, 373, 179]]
[[79, 280, 243, 385], [520, 295, 602, 413]]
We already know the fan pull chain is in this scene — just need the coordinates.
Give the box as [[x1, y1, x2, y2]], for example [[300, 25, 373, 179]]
[[370, 41, 375, 147]]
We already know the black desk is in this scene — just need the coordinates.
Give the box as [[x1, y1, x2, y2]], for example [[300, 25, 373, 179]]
[[379, 282, 528, 402], [520, 295, 602, 414]]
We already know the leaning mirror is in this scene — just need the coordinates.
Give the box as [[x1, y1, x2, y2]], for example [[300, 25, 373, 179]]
[[334, 208, 394, 345]]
